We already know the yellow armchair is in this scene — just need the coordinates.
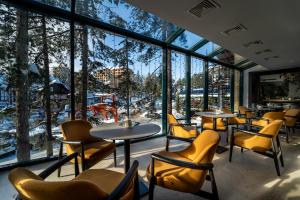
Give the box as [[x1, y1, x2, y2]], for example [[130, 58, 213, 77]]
[[251, 112, 284, 127], [147, 130, 220, 200], [59, 120, 116, 175], [9, 153, 140, 200], [284, 109, 300, 142], [223, 108, 247, 127], [166, 114, 199, 151], [229, 120, 284, 176]]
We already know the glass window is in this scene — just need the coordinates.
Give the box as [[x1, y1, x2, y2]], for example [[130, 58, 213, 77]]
[[171, 51, 186, 117], [191, 57, 204, 114], [75, 0, 178, 41], [196, 41, 220, 56], [33, 0, 71, 10], [0, 4, 71, 167], [234, 70, 241, 112], [208, 63, 231, 110], [172, 30, 203, 49]]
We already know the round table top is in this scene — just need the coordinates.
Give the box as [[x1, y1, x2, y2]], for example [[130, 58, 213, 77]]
[[90, 123, 161, 140], [196, 112, 235, 118]]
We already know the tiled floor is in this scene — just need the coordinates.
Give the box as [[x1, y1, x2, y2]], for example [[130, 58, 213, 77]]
[[1, 129, 300, 200]]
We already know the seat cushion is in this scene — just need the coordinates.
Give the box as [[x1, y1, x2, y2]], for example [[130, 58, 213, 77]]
[[75, 169, 124, 195], [67, 140, 115, 168], [252, 119, 268, 127], [146, 151, 207, 193], [234, 132, 271, 152], [203, 122, 226, 131], [172, 126, 197, 138]]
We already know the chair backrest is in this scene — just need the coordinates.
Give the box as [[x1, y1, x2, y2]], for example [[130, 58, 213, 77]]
[[167, 114, 191, 137], [9, 168, 107, 200], [262, 112, 285, 122], [176, 130, 220, 189], [239, 106, 248, 114], [167, 114, 178, 124], [9, 161, 140, 200], [259, 120, 283, 137], [60, 120, 96, 143], [108, 160, 139, 200], [284, 109, 300, 126]]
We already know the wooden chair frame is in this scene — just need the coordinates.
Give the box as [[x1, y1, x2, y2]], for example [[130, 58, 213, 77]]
[[15, 153, 140, 200], [148, 153, 219, 200], [229, 126, 284, 176], [166, 118, 200, 151]]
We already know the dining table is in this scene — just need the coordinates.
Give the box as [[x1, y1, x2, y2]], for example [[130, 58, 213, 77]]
[[90, 123, 161, 196], [197, 111, 235, 154]]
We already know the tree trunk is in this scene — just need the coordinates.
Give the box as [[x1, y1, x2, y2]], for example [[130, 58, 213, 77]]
[[42, 16, 53, 157], [167, 49, 172, 114], [81, 25, 88, 120], [15, 9, 30, 162]]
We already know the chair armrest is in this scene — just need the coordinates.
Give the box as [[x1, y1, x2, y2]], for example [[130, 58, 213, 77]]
[[232, 127, 273, 139], [167, 135, 194, 143], [232, 127, 257, 136], [151, 153, 213, 170], [39, 153, 80, 179], [176, 118, 188, 121]]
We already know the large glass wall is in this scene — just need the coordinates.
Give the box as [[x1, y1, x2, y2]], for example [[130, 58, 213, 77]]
[[208, 63, 231, 110], [0, 4, 71, 166], [0, 0, 242, 168]]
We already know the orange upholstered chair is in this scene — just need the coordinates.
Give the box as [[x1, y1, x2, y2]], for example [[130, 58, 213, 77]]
[[238, 106, 255, 123], [59, 120, 116, 175], [223, 108, 247, 127], [147, 130, 220, 200], [284, 109, 300, 142], [166, 114, 200, 151], [229, 120, 284, 176], [9, 153, 140, 200], [251, 112, 285, 127]]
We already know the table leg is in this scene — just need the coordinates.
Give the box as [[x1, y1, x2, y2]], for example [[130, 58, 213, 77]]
[[124, 139, 130, 173], [213, 117, 228, 154], [123, 139, 149, 197]]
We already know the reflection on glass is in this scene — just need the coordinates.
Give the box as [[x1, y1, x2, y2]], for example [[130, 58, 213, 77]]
[[33, 0, 71, 10], [191, 57, 204, 114], [171, 52, 186, 117], [172, 30, 203, 49], [75, 0, 178, 41], [208, 63, 231, 110], [196, 41, 220, 56]]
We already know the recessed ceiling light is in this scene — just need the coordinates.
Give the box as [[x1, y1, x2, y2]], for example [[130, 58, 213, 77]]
[[243, 40, 263, 48], [264, 56, 279, 61], [255, 49, 272, 55]]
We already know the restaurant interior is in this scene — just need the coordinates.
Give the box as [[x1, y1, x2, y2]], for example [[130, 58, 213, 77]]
[[0, 0, 300, 199]]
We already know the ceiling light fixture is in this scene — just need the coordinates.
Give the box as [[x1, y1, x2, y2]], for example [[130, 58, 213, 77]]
[[255, 49, 272, 55], [243, 40, 263, 48], [264, 56, 279, 61]]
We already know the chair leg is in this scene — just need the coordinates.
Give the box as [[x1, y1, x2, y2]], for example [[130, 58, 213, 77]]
[[241, 147, 244, 153], [276, 136, 284, 167], [273, 152, 280, 176], [229, 143, 233, 162], [57, 142, 63, 177], [166, 138, 170, 151], [148, 177, 155, 200], [286, 127, 290, 143], [209, 169, 219, 200], [113, 140, 117, 167]]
